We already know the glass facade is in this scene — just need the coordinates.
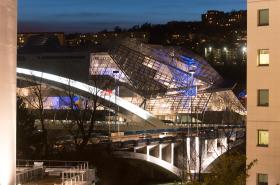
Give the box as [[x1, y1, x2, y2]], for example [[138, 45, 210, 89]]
[[88, 40, 245, 120]]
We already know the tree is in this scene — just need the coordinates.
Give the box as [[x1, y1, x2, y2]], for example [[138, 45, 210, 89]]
[[17, 97, 42, 158], [57, 76, 113, 151], [114, 26, 123, 33], [17, 79, 50, 157], [204, 152, 257, 185]]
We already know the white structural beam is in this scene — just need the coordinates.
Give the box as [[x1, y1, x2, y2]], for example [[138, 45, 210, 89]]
[[17, 68, 162, 127], [0, 0, 17, 185], [195, 137, 200, 173], [171, 143, 174, 165]]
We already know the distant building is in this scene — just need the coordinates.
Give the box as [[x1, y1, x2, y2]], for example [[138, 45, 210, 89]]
[[247, 0, 280, 184], [202, 10, 225, 25], [204, 46, 246, 65], [17, 32, 65, 47], [202, 10, 246, 27]]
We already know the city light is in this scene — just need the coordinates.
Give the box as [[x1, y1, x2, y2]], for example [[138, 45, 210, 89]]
[[242, 46, 247, 53]]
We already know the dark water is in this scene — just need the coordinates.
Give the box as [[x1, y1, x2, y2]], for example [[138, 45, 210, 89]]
[[95, 158, 176, 185], [59, 145, 177, 185]]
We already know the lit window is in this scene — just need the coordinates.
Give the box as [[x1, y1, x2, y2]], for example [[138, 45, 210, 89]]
[[258, 89, 269, 106], [258, 130, 269, 147], [257, 173, 268, 185], [258, 9, 269, 26], [258, 49, 269, 66]]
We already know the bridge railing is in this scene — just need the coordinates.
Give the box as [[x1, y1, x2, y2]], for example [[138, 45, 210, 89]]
[[16, 160, 95, 185], [16, 166, 44, 184]]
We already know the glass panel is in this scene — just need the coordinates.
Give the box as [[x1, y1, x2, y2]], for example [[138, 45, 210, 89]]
[[258, 49, 269, 66], [259, 9, 269, 26], [258, 89, 269, 106], [258, 173, 268, 185], [258, 130, 269, 146]]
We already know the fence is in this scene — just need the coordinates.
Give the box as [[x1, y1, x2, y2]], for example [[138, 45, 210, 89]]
[[16, 160, 95, 185]]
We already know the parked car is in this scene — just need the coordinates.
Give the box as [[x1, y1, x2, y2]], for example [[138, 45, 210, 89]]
[[159, 132, 170, 138], [139, 133, 152, 139]]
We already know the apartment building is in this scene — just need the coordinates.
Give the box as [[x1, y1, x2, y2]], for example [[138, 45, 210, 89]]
[[247, 0, 280, 184]]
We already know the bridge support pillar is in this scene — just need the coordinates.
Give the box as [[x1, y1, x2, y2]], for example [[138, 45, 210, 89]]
[[162, 143, 174, 164], [147, 145, 152, 161], [202, 139, 208, 159], [207, 138, 217, 154], [219, 137, 228, 152], [194, 137, 200, 173], [171, 143, 174, 165], [159, 144, 162, 160], [186, 137, 191, 166]]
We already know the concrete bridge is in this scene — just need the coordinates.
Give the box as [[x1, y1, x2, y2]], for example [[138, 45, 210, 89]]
[[112, 131, 244, 177]]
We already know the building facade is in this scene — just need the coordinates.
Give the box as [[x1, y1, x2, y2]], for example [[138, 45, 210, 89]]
[[0, 0, 17, 185], [247, 0, 280, 184]]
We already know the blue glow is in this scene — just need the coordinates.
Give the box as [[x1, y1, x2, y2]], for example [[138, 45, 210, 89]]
[[59, 96, 80, 109], [238, 90, 246, 98], [185, 86, 197, 97], [180, 55, 197, 66]]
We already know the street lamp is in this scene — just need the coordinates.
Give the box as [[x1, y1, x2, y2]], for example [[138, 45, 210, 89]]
[[113, 70, 120, 136], [242, 46, 247, 53], [187, 65, 196, 137], [223, 47, 228, 52]]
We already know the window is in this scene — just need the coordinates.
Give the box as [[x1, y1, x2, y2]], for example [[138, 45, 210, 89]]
[[257, 173, 268, 185], [258, 89, 269, 106], [258, 130, 269, 147], [258, 49, 269, 66], [258, 9, 269, 26]]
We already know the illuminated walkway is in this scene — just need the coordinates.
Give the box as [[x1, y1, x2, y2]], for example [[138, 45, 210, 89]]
[[17, 67, 165, 128]]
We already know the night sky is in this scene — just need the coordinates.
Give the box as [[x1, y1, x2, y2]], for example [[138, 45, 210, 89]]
[[18, 0, 246, 33]]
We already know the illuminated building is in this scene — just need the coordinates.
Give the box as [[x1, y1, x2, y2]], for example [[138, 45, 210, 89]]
[[89, 39, 245, 122], [247, 0, 280, 184], [18, 39, 244, 127], [202, 10, 225, 25], [17, 32, 65, 47], [202, 10, 246, 27], [205, 46, 247, 65]]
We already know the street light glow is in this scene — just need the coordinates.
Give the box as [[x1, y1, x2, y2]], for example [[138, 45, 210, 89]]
[[242, 46, 247, 53]]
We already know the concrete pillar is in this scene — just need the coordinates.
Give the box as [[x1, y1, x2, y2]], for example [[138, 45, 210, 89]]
[[207, 138, 218, 153], [171, 143, 174, 165], [150, 144, 160, 158], [203, 139, 208, 159], [162, 143, 172, 163], [135, 146, 147, 154], [0, 0, 17, 185], [220, 137, 228, 151], [195, 137, 200, 173], [147, 145, 151, 161], [186, 137, 191, 165], [159, 144, 162, 160]]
